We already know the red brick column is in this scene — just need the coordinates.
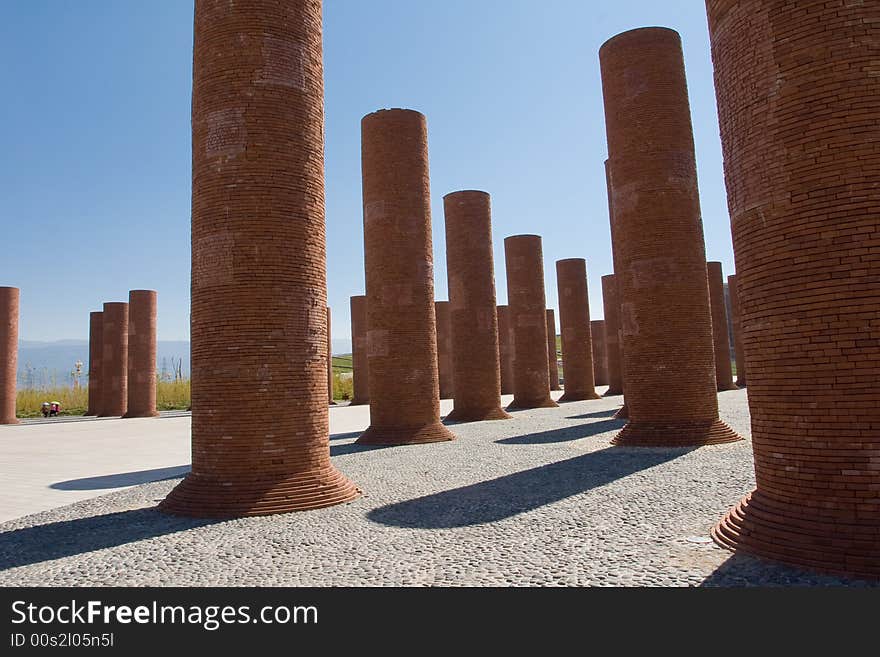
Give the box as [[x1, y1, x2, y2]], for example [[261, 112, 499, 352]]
[[357, 108, 455, 446], [349, 295, 369, 405], [497, 305, 513, 395], [443, 191, 509, 422], [161, 0, 359, 517], [601, 275, 623, 396], [434, 301, 454, 400], [591, 319, 607, 386], [0, 287, 20, 425], [123, 290, 158, 418], [84, 310, 103, 416], [600, 27, 741, 446], [556, 258, 600, 401], [707, 0, 880, 578], [727, 274, 745, 387], [504, 235, 558, 410], [98, 302, 128, 417], [707, 262, 736, 391], [545, 309, 561, 391], [327, 306, 336, 405]]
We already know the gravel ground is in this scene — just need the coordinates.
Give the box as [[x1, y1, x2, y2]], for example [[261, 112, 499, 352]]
[[0, 388, 875, 587]]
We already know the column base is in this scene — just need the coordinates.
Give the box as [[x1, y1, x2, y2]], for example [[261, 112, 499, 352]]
[[613, 404, 628, 419], [611, 418, 742, 447], [549, 385, 562, 391], [506, 397, 559, 411], [348, 399, 369, 406], [603, 387, 623, 397], [712, 490, 880, 580], [735, 378, 746, 387], [558, 390, 602, 402], [0, 417, 21, 425], [159, 465, 360, 518], [356, 421, 456, 446], [122, 410, 160, 419], [717, 383, 739, 391], [445, 406, 512, 423]]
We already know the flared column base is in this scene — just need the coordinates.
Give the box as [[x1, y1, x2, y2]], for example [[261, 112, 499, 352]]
[[611, 418, 742, 447], [712, 490, 880, 580], [0, 417, 21, 425], [559, 390, 602, 402], [603, 387, 623, 397], [506, 397, 559, 411], [159, 465, 360, 518], [613, 404, 628, 419], [122, 410, 160, 419], [444, 406, 513, 423], [356, 421, 456, 446]]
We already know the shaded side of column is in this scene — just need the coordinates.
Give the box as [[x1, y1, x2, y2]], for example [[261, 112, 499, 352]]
[[707, 262, 736, 390], [601, 274, 623, 396], [556, 258, 600, 401], [497, 305, 514, 396], [84, 311, 103, 416], [727, 274, 746, 387], [349, 295, 369, 405], [327, 306, 336, 405], [434, 301, 454, 399], [546, 309, 560, 391], [591, 319, 608, 386]]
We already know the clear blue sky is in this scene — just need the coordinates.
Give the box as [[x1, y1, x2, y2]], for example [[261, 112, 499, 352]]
[[1, 1, 734, 345]]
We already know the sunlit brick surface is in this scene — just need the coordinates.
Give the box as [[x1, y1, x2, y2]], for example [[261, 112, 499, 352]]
[[556, 259, 600, 401], [601, 274, 623, 396], [434, 301, 454, 400], [124, 290, 158, 418], [707, 0, 880, 578], [707, 263, 735, 391], [0, 287, 20, 425], [98, 302, 128, 418]]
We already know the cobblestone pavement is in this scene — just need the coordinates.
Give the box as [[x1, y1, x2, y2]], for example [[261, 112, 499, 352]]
[[0, 389, 875, 587]]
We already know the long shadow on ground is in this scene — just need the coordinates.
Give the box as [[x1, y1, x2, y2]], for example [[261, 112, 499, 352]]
[[0, 509, 218, 571], [368, 445, 693, 529], [566, 409, 620, 420], [51, 466, 191, 491], [496, 419, 622, 445], [699, 552, 879, 587]]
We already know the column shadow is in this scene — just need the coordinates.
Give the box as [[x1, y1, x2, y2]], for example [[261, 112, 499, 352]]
[[699, 552, 880, 587], [368, 446, 693, 529], [495, 419, 621, 445], [51, 466, 191, 491], [566, 409, 621, 420]]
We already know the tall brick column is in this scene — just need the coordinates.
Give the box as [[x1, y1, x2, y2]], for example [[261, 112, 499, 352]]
[[601, 275, 623, 396], [124, 290, 159, 418], [443, 191, 510, 422], [84, 311, 103, 416], [356, 108, 455, 446], [504, 235, 558, 410], [349, 295, 369, 405], [727, 274, 745, 387], [591, 320, 608, 386], [434, 301, 454, 399], [545, 309, 561, 391], [707, 0, 880, 578], [556, 258, 600, 401], [0, 287, 20, 425], [600, 27, 741, 446], [707, 262, 736, 391], [161, 0, 359, 517], [327, 306, 335, 405], [497, 305, 513, 395], [98, 302, 128, 417]]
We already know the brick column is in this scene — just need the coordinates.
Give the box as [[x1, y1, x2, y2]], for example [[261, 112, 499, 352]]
[[349, 295, 369, 405], [591, 319, 607, 386], [434, 301, 454, 400], [546, 309, 560, 391], [98, 302, 128, 418], [556, 258, 600, 401], [0, 287, 20, 425], [443, 191, 509, 422], [707, 262, 736, 390], [123, 290, 158, 418], [601, 274, 623, 396], [161, 0, 359, 517], [600, 27, 741, 446], [84, 310, 103, 416], [327, 306, 335, 405], [727, 274, 745, 387], [707, 0, 879, 578], [504, 235, 558, 410], [497, 305, 514, 395], [357, 108, 455, 446]]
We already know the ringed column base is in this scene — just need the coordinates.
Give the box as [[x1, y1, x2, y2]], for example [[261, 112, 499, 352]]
[[159, 465, 360, 518], [444, 406, 512, 423], [611, 418, 742, 447], [712, 491, 880, 580], [356, 421, 456, 446], [603, 387, 623, 397], [506, 397, 559, 411], [559, 390, 602, 403], [613, 404, 628, 419]]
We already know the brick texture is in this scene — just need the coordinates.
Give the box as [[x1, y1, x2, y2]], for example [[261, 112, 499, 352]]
[[600, 27, 741, 446], [707, 262, 736, 391], [327, 306, 335, 405], [727, 274, 746, 386], [601, 274, 623, 396], [124, 290, 159, 418], [546, 309, 561, 391], [161, 0, 359, 517], [0, 287, 19, 424], [85, 311, 102, 416], [99, 302, 128, 418], [504, 235, 558, 410], [707, 0, 880, 579], [349, 295, 369, 405], [443, 191, 510, 422], [357, 108, 455, 445], [556, 258, 600, 401], [497, 305, 514, 395], [434, 301, 454, 399], [591, 319, 608, 386]]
